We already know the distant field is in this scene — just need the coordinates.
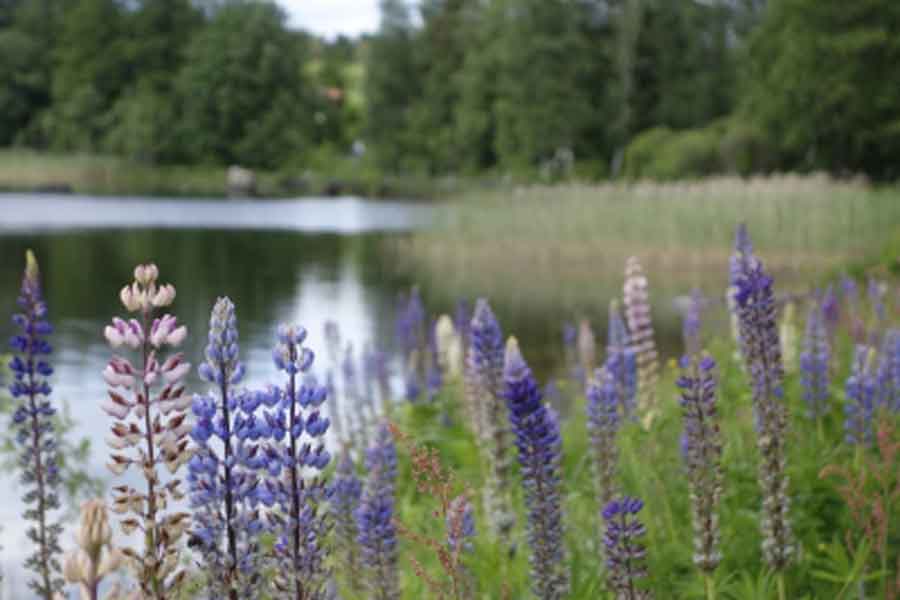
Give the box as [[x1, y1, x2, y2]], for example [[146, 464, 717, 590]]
[[387, 175, 900, 323]]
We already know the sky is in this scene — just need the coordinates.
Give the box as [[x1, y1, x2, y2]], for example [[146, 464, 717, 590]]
[[279, 0, 381, 38]]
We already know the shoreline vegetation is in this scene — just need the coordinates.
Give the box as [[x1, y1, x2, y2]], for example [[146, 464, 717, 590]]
[[386, 176, 900, 324]]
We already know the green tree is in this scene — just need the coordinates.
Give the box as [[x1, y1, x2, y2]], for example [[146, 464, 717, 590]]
[[364, 0, 421, 171], [177, 1, 317, 168], [744, 0, 900, 177]]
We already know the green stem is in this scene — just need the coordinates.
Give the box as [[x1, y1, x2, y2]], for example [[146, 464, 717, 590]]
[[704, 573, 716, 600], [777, 573, 786, 600]]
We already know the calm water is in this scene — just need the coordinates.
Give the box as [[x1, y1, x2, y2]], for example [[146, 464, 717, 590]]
[[0, 194, 432, 596]]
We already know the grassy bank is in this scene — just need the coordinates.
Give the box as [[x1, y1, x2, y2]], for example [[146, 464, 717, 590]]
[[0, 150, 442, 199], [386, 176, 900, 324]]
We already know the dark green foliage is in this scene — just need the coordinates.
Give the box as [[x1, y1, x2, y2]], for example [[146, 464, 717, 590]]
[[744, 0, 900, 178]]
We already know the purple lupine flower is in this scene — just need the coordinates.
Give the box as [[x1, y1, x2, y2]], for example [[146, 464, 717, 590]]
[[332, 450, 364, 594], [845, 345, 877, 446], [681, 288, 705, 358], [356, 422, 399, 600], [624, 257, 659, 413], [800, 301, 831, 420], [608, 301, 638, 419], [504, 339, 568, 599], [446, 495, 476, 556], [821, 284, 840, 342], [602, 497, 652, 599], [188, 297, 263, 599], [8, 251, 64, 598], [396, 287, 426, 402], [875, 330, 899, 412], [677, 354, 724, 573], [730, 225, 794, 570], [102, 263, 192, 597], [587, 366, 621, 509], [467, 299, 514, 539], [260, 324, 332, 598]]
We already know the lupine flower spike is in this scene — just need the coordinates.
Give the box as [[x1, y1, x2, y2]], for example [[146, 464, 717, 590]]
[[677, 354, 724, 595], [602, 497, 652, 600], [730, 226, 794, 579], [396, 287, 426, 401], [800, 301, 831, 433], [357, 422, 400, 600], [682, 288, 705, 358], [187, 297, 264, 599], [504, 338, 567, 599], [331, 450, 363, 595], [844, 345, 877, 455], [62, 499, 124, 600], [8, 250, 64, 599], [260, 324, 332, 599], [101, 263, 191, 599], [623, 257, 659, 418], [587, 366, 621, 510], [875, 330, 899, 413], [467, 299, 514, 541], [607, 301, 638, 420]]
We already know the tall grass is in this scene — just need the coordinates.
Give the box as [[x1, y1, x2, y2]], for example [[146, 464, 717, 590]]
[[387, 175, 900, 323]]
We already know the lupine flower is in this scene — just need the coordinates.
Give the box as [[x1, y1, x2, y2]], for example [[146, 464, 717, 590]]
[[356, 422, 399, 600], [587, 365, 621, 509], [466, 299, 514, 539], [800, 301, 831, 420], [446, 495, 476, 556], [730, 226, 794, 570], [875, 330, 899, 412], [779, 301, 798, 374], [331, 451, 363, 594], [577, 319, 597, 386], [602, 497, 651, 599], [623, 257, 659, 414], [187, 297, 263, 599], [396, 287, 426, 401], [62, 499, 124, 600], [681, 288, 705, 358], [842, 276, 865, 343], [8, 251, 64, 599], [677, 354, 724, 574], [504, 338, 567, 599], [845, 345, 877, 446], [101, 263, 192, 597], [821, 284, 840, 342], [608, 301, 638, 420], [259, 324, 332, 599]]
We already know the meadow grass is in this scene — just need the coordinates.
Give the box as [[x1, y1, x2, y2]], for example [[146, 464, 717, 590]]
[[387, 175, 900, 323], [379, 331, 889, 600]]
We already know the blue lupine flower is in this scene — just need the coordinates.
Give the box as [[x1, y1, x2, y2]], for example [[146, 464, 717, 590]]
[[396, 287, 426, 401], [332, 451, 364, 593], [608, 301, 638, 419], [8, 251, 63, 598], [682, 288, 705, 357], [446, 495, 477, 556], [730, 225, 793, 570], [800, 301, 831, 420], [587, 365, 620, 509], [188, 297, 263, 599], [467, 299, 514, 539], [845, 345, 877, 446], [677, 353, 724, 573], [261, 324, 332, 598], [602, 497, 651, 599], [875, 330, 899, 412], [356, 422, 399, 600], [821, 284, 840, 340], [504, 338, 568, 599]]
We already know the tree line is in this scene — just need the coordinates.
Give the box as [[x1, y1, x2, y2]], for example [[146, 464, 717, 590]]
[[1, 0, 898, 179]]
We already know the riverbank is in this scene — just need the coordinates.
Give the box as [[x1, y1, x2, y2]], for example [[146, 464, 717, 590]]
[[385, 175, 900, 324], [0, 150, 442, 200]]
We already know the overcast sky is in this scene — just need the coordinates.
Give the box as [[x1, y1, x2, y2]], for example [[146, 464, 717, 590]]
[[279, 0, 381, 37]]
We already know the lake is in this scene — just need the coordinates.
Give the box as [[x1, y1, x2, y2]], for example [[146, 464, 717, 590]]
[[0, 193, 436, 596]]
